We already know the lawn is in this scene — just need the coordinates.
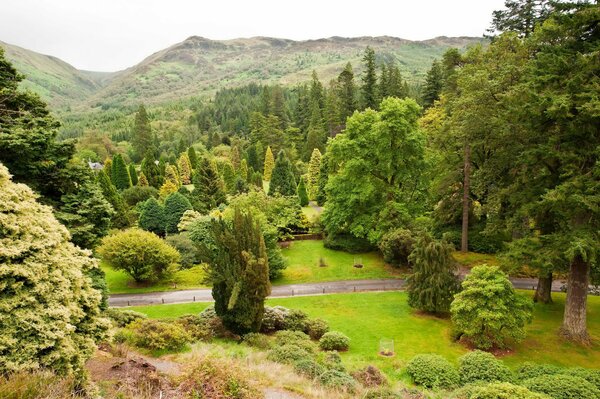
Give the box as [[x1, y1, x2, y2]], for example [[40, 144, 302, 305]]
[[128, 291, 600, 377], [274, 240, 403, 285], [103, 263, 207, 294]]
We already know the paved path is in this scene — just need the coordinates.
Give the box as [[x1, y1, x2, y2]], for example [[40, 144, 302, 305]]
[[108, 277, 567, 307]]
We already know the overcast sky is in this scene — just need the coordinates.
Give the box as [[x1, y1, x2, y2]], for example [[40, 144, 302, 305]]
[[0, 0, 506, 72]]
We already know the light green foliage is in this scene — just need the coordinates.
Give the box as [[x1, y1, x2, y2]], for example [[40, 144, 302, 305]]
[[105, 308, 147, 328], [307, 148, 322, 200], [242, 333, 272, 350], [138, 197, 166, 236], [191, 157, 227, 212], [319, 331, 350, 351], [263, 146, 275, 181], [165, 233, 201, 269], [297, 176, 309, 206], [459, 351, 513, 385], [453, 382, 548, 399], [451, 266, 533, 349], [164, 192, 192, 234], [318, 369, 357, 392], [129, 319, 191, 351], [294, 359, 325, 379], [268, 150, 296, 196], [187, 146, 199, 169], [98, 228, 180, 282], [523, 375, 600, 399], [220, 159, 237, 193], [305, 318, 329, 340], [378, 228, 415, 267], [406, 354, 460, 389], [267, 344, 311, 365], [128, 163, 138, 186], [177, 152, 192, 185], [322, 97, 428, 245], [0, 163, 109, 375], [407, 234, 460, 314]]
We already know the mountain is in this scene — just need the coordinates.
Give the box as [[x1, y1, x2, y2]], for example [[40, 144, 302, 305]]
[[1, 36, 485, 110], [0, 41, 119, 108]]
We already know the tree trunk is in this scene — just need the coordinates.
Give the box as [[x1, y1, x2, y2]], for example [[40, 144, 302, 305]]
[[560, 255, 590, 344], [533, 272, 553, 304], [461, 144, 471, 253]]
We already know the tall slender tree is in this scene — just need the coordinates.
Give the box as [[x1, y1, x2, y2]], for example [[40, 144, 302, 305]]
[[111, 154, 131, 190], [131, 104, 153, 162], [263, 146, 275, 181], [338, 62, 358, 123], [361, 46, 378, 110], [268, 151, 296, 197], [191, 158, 227, 212], [128, 164, 138, 186], [307, 148, 322, 200]]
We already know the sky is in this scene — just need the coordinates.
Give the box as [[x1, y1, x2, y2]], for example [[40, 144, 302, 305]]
[[0, 0, 506, 72]]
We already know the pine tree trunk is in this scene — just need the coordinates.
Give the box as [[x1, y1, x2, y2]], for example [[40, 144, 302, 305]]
[[461, 144, 470, 253], [534, 272, 553, 304], [560, 255, 590, 343]]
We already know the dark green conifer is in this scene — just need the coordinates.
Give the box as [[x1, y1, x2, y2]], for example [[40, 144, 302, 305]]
[[268, 151, 296, 196], [111, 154, 131, 190], [128, 164, 138, 186], [191, 158, 227, 212], [138, 197, 166, 237], [297, 176, 309, 206], [361, 46, 378, 110], [131, 104, 152, 162], [164, 192, 193, 234]]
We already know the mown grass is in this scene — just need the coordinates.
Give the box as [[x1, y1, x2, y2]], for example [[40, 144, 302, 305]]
[[103, 263, 207, 294], [275, 240, 403, 285], [452, 251, 499, 268], [128, 291, 600, 376]]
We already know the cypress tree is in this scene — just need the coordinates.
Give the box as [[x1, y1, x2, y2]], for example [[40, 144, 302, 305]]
[[187, 146, 199, 169], [271, 85, 288, 129], [268, 151, 296, 196], [103, 157, 112, 175], [422, 60, 444, 109], [297, 176, 309, 206], [221, 160, 237, 193], [191, 158, 227, 212], [97, 169, 130, 228], [132, 104, 152, 162], [159, 180, 178, 198], [361, 46, 378, 110], [316, 154, 329, 206], [138, 197, 166, 237], [307, 148, 322, 200], [164, 164, 180, 188], [246, 144, 261, 173], [138, 172, 149, 187], [231, 145, 241, 170], [205, 207, 271, 334], [141, 150, 162, 188], [305, 99, 326, 159], [338, 62, 357, 123], [240, 158, 249, 182], [407, 234, 460, 314], [263, 146, 275, 181], [177, 152, 192, 185], [252, 171, 263, 188], [164, 192, 193, 234], [128, 164, 138, 186], [111, 154, 131, 190]]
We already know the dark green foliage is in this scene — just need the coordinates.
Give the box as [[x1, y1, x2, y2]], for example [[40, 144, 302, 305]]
[[128, 164, 138, 186], [191, 158, 227, 212], [131, 104, 153, 162], [274, 330, 316, 353], [246, 144, 261, 173], [138, 197, 166, 236], [110, 154, 131, 190], [268, 151, 296, 196], [56, 181, 114, 249], [316, 153, 329, 206], [422, 59, 444, 108], [105, 308, 147, 328], [187, 146, 199, 169], [121, 185, 158, 207], [205, 208, 271, 334], [268, 344, 311, 365], [305, 318, 329, 340], [407, 234, 460, 314], [318, 370, 356, 392], [165, 233, 201, 269], [297, 176, 309, 206], [451, 266, 533, 349], [337, 62, 358, 123], [164, 192, 193, 234], [86, 265, 109, 311], [294, 359, 325, 379], [174, 314, 211, 340], [378, 228, 415, 267], [324, 233, 375, 253], [459, 351, 513, 385], [140, 150, 162, 188], [406, 354, 459, 389], [523, 374, 600, 399], [282, 309, 309, 332], [361, 46, 378, 110], [130, 319, 191, 351], [242, 332, 272, 350], [517, 363, 562, 381], [487, 0, 552, 38], [454, 382, 547, 399], [319, 331, 350, 351], [97, 169, 130, 228]]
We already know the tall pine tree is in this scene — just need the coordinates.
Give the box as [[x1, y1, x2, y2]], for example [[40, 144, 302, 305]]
[[263, 146, 275, 181], [111, 154, 131, 190], [191, 158, 227, 212], [131, 104, 153, 162], [361, 46, 378, 110], [268, 151, 296, 196]]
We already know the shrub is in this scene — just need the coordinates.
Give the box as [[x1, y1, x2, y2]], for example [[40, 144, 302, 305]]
[[274, 330, 316, 353], [453, 382, 548, 399], [0, 371, 76, 399], [98, 228, 180, 282], [260, 306, 288, 333], [305, 318, 329, 340], [363, 389, 404, 399], [378, 228, 415, 267], [352, 365, 388, 387], [523, 374, 600, 399], [283, 308, 309, 331], [318, 370, 357, 392], [319, 331, 350, 351], [112, 328, 135, 344], [243, 333, 271, 350], [321, 351, 346, 372], [406, 354, 460, 389], [105, 308, 147, 327], [121, 185, 157, 206], [451, 266, 533, 349], [130, 319, 191, 351], [199, 306, 227, 337], [165, 232, 201, 269], [138, 197, 166, 236], [517, 362, 562, 381], [175, 314, 211, 340], [164, 192, 193, 234], [324, 233, 375, 253], [459, 351, 513, 385], [568, 368, 600, 391], [294, 359, 325, 379], [267, 344, 311, 365]]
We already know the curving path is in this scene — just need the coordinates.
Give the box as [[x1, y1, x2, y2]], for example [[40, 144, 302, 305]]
[[108, 277, 567, 307]]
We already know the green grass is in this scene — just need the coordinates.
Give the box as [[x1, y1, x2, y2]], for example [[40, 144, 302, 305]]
[[103, 263, 207, 294], [274, 240, 403, 285], [452, 251, 499, 268], [128, 291, 600, 377]]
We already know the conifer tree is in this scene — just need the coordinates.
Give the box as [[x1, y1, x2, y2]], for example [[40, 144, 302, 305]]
[[305, 100, 326, 159], [0, 163, 109, 375], [164, 164, 180, 188], [271, 85, 288, 129], [231, 145, 241, 170], [111, 154, 131, 190], [103, 157, 112, 175], [159, 180, 178, 198], [131, 104, 153, 162], [138, 172, 149, 186], [164, 192, 193, 234], [252, 171, 263, 188], [361, 46, 378, 110], [316, 154, 328, 206], [246, 144, 261, 173], [141, 150, 162, 188], [324, 80, 342, 137], [297, 176, 309, 206], [263, 146, 275, 181], [221, 160, 237, 193], [191, 158, 227, 212], [187, 146, 199, 169], [177, 152, 192, 185], [422, 60, 444, 109], [338, 62, 358, 123], [138, 197, 166, 237], [407, 234, 460, 314], [205, 208, 271, 334], [307, 148, 322, 200], [97, 169, 130, 228], [128, 164, 138, 186], [268, 151, 296, 196], [240, 158, 249, 182]]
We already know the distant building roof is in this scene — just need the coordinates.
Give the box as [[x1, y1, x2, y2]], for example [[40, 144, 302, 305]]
[[88, 161, 104, 170]]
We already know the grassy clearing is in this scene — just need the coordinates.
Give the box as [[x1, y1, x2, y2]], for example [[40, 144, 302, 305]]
[[103, 263, 207, 294], [275, 240, 403, 285], [128, 291, 600, 378], [452, 251, 499, 268]]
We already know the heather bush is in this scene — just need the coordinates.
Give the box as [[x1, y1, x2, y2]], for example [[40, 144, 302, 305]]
[[105, 308, 147, 327], [352, 365, 388, 387], [459, 351, 513, 385], [267, 344, 311, 365], [274, 330, 316, 353], [406, 354, 460, 389], [175, 314, 211, 340], [319, 331, 350, 351], [318, 370, 357, 392], [305, 318, 329, 340], [130, 319, 191, 351], [453, 382, 548, 399], [523, 374, 600, 399], [294, 359, 325, 379], [243, 333, 272, 350]]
